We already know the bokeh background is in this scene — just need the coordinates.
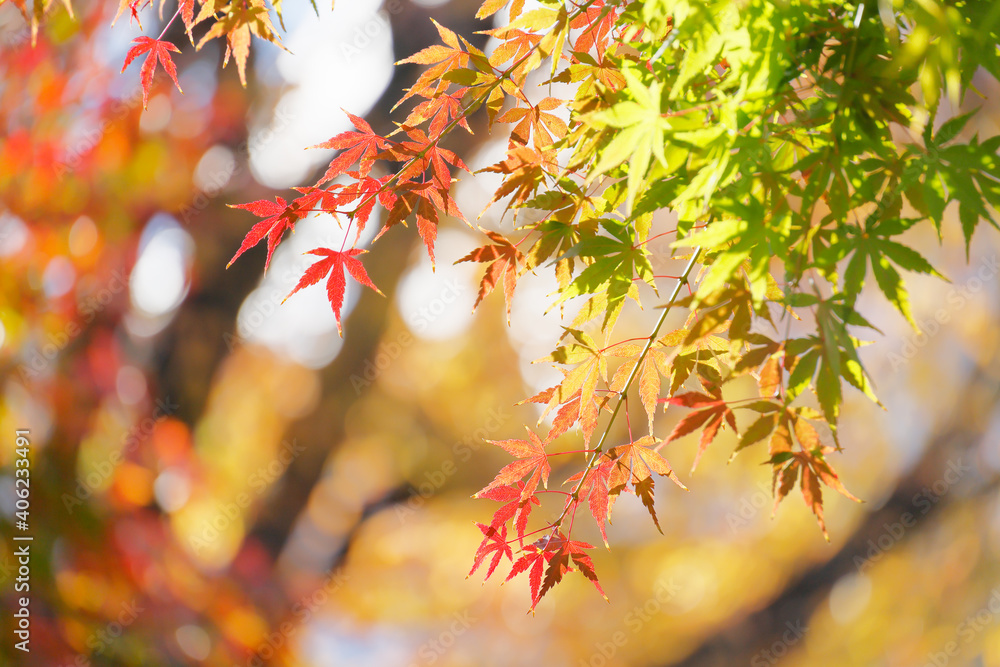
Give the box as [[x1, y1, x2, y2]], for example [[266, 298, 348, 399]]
[[2, 1, 1000, 665]]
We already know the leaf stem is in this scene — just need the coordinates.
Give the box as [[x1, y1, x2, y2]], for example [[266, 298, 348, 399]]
[[156, 7, 181, 41]]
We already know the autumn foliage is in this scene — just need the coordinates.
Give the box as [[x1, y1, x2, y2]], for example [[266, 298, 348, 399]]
[[13, 0, 1000, 611]]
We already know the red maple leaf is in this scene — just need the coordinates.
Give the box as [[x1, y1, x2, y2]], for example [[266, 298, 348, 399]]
[[337, 175, 395, 239], [474, 428, 550, 501], [121, 36, 183, 109], [477, 481, 540, 546], [504, 537, 554, 608], [393, 127, 470, 189], [178, 0, 196, 34], [283, 248, 383, 336], [507, 534, 606, 610], [313, 111, 389, 184], [375, 178, 465, 267], [291, 186, 344, 216], [537, 536, 606, 607], [112, 0, 145, 28], [570, 0, 618, 59], [468, 522, 513, 581], [661, 390, 738, 473], [227, 196, 305, 272]]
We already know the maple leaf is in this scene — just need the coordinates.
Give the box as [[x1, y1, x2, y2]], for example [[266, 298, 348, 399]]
[[608, 435, 686, 493], [484, 26, 541, 70], [227, 196, 304, 272], [112, 0, 144, 27], [570, 0, 617, 59], [395, 19, 470, 106], [195, 0, 285, 87], [535, 535, 606, 608], [402, 89, 472, 136], [547, 392, 581, 440], [504, 539, 553, 608], [468, 522, 513, 581], [392, 127, 471, 190], [769, 432, 861, 540], [477, 482, 540, 545], [283, 248, 383, 336], [312, 112, 389, 184], [178, 0, 196, 34], [377, 179, 465, 267], [553, 221, 656, 332], [518, 384, 587, 441], [475, 428, 550, 501], [539, 329, 608, 444], [662, 389, 738, 473], [608, 341, 671, 433], [799, 464, 826, 539], [455, 229, 523, 322], [121, 36, 183, 109], [771, 458, 800, 515], [480, 145, 558, 217], [497, 98, 567, 149]]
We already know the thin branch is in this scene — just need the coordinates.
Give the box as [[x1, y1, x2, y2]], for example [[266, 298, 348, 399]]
[[552, 247, 704, 528]]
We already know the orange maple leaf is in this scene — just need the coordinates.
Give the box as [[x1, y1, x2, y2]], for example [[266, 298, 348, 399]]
[[312, 111, 389, 184], [475, 428, 550, 501], [468, 522, 513, 581], [227, 196, 304, 272], [195, 0, 285, 87], [456, 229, 523, 322]]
